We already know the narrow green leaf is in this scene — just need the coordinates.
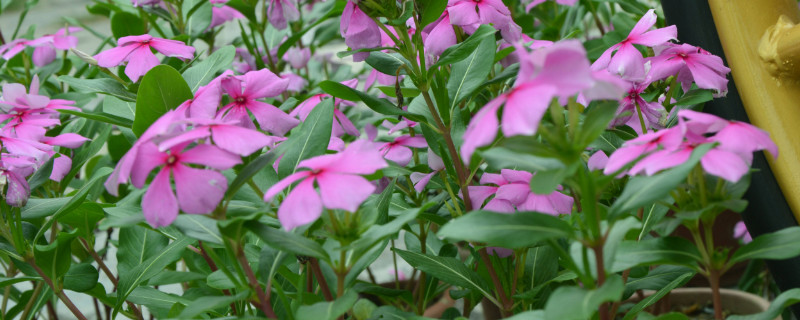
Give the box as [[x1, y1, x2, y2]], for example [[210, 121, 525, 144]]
[[58, 76, 137, 102], [447, 35, 495, 109], [296, 291, 358, 320], [177, 291, 249, 318], [172, 215, 224, 244], [730, 227, 800, 264], [729, 288, 800, 320], [438, 211, 574, 248], [623, 272, 693, 320], [319, 81, 424, 122], [544, 275, 624, 320], [276, 99, 333, 178], [246, 222, 329, 261], [182, 45, 235, 91], [611, 237, 702, 272], [114, 236, 194, 316], [394, 249, 498, 306], [58, 109, 133, 127], [431, 25, 497, 68], [227, 151, 277, 198]]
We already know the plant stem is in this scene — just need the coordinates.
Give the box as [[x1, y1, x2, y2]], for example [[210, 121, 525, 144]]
[[20, 281, 44, 320], [478, 248, 512, 316], [633, 100, 648, 134], [593, 244, 610, 320], [709, 269, 724, 320], [28, 260, 89, 320], [197, 242, 238, 315], [416, 221, 428, 314], [309, 258, 334, 301], [236, 245, 277, 318], [337, 250, 346, 298], [420, 91, 473, 212]]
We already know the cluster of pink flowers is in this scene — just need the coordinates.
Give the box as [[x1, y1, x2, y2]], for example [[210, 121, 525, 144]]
[[0, 76, 88, 206], [0, 27, 81, 67], [600, 109, 777, 183], [105, 68, 295, 227]]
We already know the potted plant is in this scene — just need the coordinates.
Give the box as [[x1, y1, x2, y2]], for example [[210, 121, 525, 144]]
[[2, 0, 800, 320]]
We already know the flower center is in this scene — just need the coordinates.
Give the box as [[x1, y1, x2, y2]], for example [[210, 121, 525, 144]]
[[234, 97, 246, 104], [166, 155, 178, 165]]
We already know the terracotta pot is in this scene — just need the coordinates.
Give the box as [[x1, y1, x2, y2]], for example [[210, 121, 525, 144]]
[[644, 288, 775, 319]]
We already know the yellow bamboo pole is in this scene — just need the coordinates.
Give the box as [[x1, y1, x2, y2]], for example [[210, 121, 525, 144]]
[[707, 0, 800, 221]]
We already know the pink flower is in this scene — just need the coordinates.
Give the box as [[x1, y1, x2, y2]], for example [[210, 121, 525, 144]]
[[134, 142, 240, 227], [0, 27, 81, 67], [648, 43, 731, 97], [378, 136, 427, 167], [158, 118, 283, 156], [734, 221, 752, 244], [423, 12, 457, 60], [605, 110, 777, 183], [0, 156, 34, 207], [94, 34, 195, 82], [447, 0, 512, 30], [612, 80, 666, 133], [410, 149, 445, 192], [218, 69, 298, 135], [284, 47, 310, 69], [175, 71, 229, 119], [468, 169, 574, 215], [461, 41, 600, 162], [268, 0, 300, 30], [281, 73, 308, 92], [340, 0, 381, 62], [591, 9, 677, 81], [264, 140, 388, 230]]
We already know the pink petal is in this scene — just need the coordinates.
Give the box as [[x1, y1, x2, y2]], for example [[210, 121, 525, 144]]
[[628, 9, 658, 38], [462, 97, 504, 162], [149, 38, 195, 60], [142, 168, 179, 228], [495, 183, 531, 206], [172, 164, 227, 214], [382, 145, 413, 167], [179, 144, 241, 170], [519, 191, 573, 215], [323, 140, 388, 175], [211, 125, 278, 156], [633, 25, 677, 47], [242, 69, 289, 98], [124, 45, 161, 82], [264, 171, 311, 201], [317, 172, 375, 212], [94, 44, 139, 68], [701, 148, 750, 183], [278, 178, 322, 230], [41, 133, 88, 148], [483, 198, 515, 213], [588, 151, 609, 171], [608, 43, 645, 81], [411, 171, 437, 193], [49, 154, 72, 182], [247, 101, 299, 136], [130, 142, 167, 188], [501, 85, 556, 136]]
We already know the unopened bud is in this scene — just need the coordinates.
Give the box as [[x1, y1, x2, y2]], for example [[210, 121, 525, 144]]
[[71, 48, 98, 66]]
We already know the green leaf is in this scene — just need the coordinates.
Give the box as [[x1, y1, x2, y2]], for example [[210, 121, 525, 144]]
[[276, 0, 344, 57], [60, 203, 105, 238], [319, 81, 424, 122], [609, 144, 712, 218], [431, 25, 497, 69], [577, 102, 619, 147], [132, 65, 193, 136], [115, 236, 194, 316], [26, 157, 54, 191], [419, 0, 448, 27], [481, 147, 566, 173], [276, 98, 333, 178], [206, 269, 236, 290], [177, 291, 248, 318], [365, 52, 410, 76], [182, 45, 235, 91], [0, 276, 40, 288], [623, 272, 693, 320], [730, 227, 800, 264], [128, 287, 190, 318], [638, 203, 670, 240], [544, 274, 624, 320], [393, 249, 498, 306], [117, 225, 169, 276], [33, 229, 79, 283], [296, 291, 359, 320], [729, 288, 800, 320], [625, 265, 695, 295], [57, 109, 133, 128], [21, 198, 70, 219], [172, 215, 223, 244], [110, 11, 145, 39], [103, 96, 136, 121], [61, 124, 112, 188], [226, 150, 278, 198], [34, 167, 113, 244], [246, 222, 329, 261], [148, 271, 206, 286], [347, 207, 421, 257], [58, 76, 137, 102], [183, 0, 212, 37], [63, 263, 100, 292], [675, 89, 714, 106], [529, 162, 578, 195], [447, 35, 495, 109], [438, 211, 573, 248], [611, 237, 702, 272]]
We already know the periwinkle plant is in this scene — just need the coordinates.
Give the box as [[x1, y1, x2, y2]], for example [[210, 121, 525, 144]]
[[0, 0, 799, 320]]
